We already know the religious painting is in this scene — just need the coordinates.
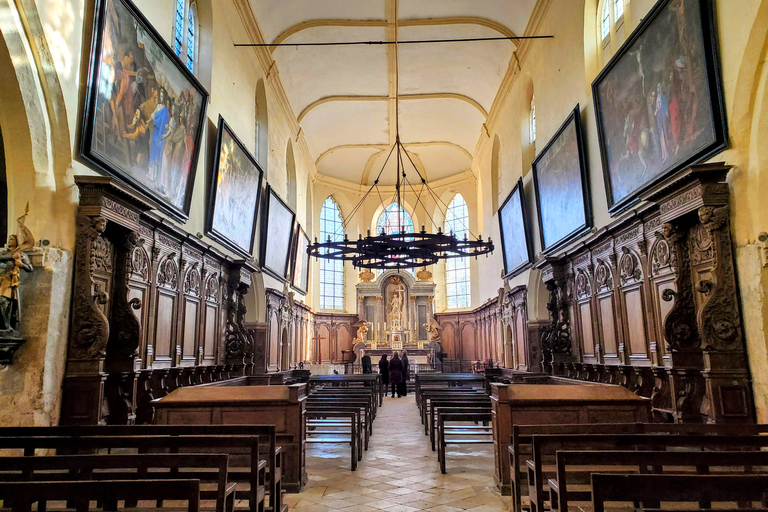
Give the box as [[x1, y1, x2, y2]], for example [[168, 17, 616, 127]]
[[260, 185, 296, 282], [592, 0, 727, 213], [206, 116, 263, 258], [80, 0, 208, 220], [498, 178, 533, 278], [532, 105, 592, 253], [291, 225, 310, 294]]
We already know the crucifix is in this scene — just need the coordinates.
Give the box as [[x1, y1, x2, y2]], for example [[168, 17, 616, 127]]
[[312, 335, 325, 364]]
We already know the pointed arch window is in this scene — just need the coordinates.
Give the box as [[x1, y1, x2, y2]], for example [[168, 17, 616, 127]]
[[173, 0, 197, 73], [320, 197, 345, 310], [445, 194, 470, 309]]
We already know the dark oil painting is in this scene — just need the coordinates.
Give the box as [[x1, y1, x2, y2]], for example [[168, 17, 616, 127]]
[[261, 186, 296, 282], [533, 106, 591, 253], [82, 0, 208, 219], [292, 225, 310, 294], [593, 0, 727, 212], [207, 116, 263, 257], [498, 179, 532, 278]]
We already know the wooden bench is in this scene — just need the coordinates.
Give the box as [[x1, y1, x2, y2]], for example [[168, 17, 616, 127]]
[[304, 410, 359, 471], [437, 410, 494, 474], [428, 397, 491, 449], [527, 434, 768, 512], [0, 435, 265, 512], [0, 424, 282, 512], [590, 473, 768, 512], [0, 453, 237, 512], [551, 450, 768, 512], [311, 387, 379, 418], [0, 479, 201, 512], [309, 375, 383, 406], [306, 397, 371, 450], [420, 389, 486, 429]]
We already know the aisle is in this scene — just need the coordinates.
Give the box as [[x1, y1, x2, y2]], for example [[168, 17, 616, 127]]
[[285, 394, 512, 511]]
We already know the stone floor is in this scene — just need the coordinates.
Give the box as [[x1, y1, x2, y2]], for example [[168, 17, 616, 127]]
[[284, 394, 511, 512]]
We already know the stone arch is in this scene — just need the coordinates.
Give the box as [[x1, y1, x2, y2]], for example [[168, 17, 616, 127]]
[[491, 134, 501, 213], [285, 139, 297, 211], [519, 73, 535, 176], [245, 272, 266, 323], [526, 267, 549, 322]]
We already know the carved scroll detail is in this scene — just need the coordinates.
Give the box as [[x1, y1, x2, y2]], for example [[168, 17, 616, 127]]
[[661, 223, 699, 352], [106, 231, 142, 362]]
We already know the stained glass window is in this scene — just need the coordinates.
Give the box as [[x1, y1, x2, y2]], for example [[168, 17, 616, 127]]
[[320, 197, 344, 310], [376, 203, 415, 275], [173, 0, 197, 73], [445, 194, 470, 309]]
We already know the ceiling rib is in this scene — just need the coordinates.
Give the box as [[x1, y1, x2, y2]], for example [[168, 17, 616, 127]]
[[297, 93, 488, 123], [315, 141, 473, 167], [270, 16, 519, 49]]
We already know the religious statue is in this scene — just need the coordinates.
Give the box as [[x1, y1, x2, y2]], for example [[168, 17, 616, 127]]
[[424, 317, 440, 342], [352, 320, 371, 343], [389, 287, 403, 330], [0, 204, 35, 336]]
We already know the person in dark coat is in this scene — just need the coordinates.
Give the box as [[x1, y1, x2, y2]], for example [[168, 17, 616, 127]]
[[401, 351, 410, 396], [361, 351, 373, 374], [388, 353, 404, 398], [378, 354, 389, 388]]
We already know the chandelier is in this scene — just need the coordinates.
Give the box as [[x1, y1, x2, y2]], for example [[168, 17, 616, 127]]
[[308, 133, 494, 270]]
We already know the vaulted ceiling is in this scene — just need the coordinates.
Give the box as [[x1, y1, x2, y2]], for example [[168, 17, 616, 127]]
[[249, 0, 538, 186]]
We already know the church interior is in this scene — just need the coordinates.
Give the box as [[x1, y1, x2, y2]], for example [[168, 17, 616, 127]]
[[2, 0, 768, 510]]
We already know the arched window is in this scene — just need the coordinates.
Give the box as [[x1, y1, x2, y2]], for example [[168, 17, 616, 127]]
[[255, 80, 269, 170], [598, 0, 629, 63], [320, 197, 344, 310], [445, 194, 470, 309], [376, 203, 415, 274], [173, 0, 197, 73]]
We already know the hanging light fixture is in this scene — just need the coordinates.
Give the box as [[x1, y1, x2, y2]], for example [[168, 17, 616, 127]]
[[307, 30, 493, 270]]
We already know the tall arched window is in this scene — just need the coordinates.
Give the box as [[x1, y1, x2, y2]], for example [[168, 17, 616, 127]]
[[376, 203, 415, 274], [174, 0, 197, 73], [445, 194, 470, 309], [598, 0, 629, 63], [320, 197, 344, 310], [529, 98, 537, 148]]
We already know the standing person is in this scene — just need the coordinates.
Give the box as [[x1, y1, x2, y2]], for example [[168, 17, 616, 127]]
[[401, 351, 410, 397], [361, 351, 372, 374], [378, 354, 389, 391], [389, 353, 404, 398]]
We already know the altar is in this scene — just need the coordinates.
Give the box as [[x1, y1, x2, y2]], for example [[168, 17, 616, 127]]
[[355, 268, 436, 349]]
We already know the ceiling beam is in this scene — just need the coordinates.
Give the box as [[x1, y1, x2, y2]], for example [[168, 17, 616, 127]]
[[297, 92, 488, 123], [270, 16, 519, 49]]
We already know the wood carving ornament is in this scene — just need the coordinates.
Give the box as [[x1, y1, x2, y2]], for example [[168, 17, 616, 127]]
[[106, 231, 143, 361], [72, 216, 110, 359], [660, 222, 699, 352]]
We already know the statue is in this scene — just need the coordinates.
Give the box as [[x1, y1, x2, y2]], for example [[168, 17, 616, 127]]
[[0, 204, 34, 336], [389, 285, 404, 330], [352, 320, 371, 343], [424, 317, 440, 342]]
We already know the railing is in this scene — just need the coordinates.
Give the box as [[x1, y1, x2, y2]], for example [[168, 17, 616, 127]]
[[344, 360, 494, 375]]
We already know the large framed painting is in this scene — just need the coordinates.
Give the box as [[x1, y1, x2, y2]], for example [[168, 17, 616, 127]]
[[206, 116, 263, 258], [532, 105, 592, 254], [498, 178, 533, 279], [592, 0, 727, 214], [80, 0, 208, 221], [260, 185, 296, 282], [291, 225, 310, 294]]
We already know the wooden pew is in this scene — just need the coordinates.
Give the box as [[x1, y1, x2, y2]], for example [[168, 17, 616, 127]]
[[309, 375, 383, 406], [304, 410, 359, 471], [591, 474, 768, 512], [490, 383, 650, 497], [0, 435, 265, 512], [428, 397, 491, 449], [0, 454, 238, 512], [311, 387, 379, 418], [0, 479, 202, 512], [437, 410, 494, 474], [0, 424, 282, 512], [420, 389, 486, 429], [527, 434, 768, 512], [305, 397, 372, 449], [551, 450, 768, 512], [508, 422, 768, 512]]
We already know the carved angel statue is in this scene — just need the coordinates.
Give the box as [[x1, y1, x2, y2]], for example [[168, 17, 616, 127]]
[[352, 320, 371, 343], [423, 317, 440, 342], [0, 203, 34, 335]]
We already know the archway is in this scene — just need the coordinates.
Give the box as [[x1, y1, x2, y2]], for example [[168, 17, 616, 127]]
[[280, 328, 290, 370]]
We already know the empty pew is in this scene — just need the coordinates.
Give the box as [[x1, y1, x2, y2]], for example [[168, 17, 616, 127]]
[[304, 410, 360, 471], [0, 424, 282, 512], [0, 435, 265, 512], [0, 454, 238, 512], [591, 474, 768, 512], [0, 479, 201, 512], [551, 450, 768, 512], [428, 395, 491, 447], [437, 410, 494, 474], [305, 397, 372, 450]]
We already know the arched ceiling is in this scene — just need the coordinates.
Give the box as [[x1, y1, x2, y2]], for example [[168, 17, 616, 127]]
[[249, 0, 537, 186]]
